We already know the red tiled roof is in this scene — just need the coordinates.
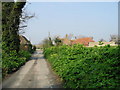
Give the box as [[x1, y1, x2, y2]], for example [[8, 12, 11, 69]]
[[71, 37, 95, 46]]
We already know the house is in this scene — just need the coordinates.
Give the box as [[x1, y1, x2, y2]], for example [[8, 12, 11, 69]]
[[88, 41, 117, 47], [19, 35, 31, 51], [71, 37, 95, 46]]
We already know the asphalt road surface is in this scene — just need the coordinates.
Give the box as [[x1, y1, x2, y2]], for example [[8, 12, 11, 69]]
[[2, 49, 62, 88]]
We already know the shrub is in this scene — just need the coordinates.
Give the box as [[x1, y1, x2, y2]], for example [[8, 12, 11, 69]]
[[2, 50, 31, 78], [18, 50, 31, 60], [44, 44, 120, 88]]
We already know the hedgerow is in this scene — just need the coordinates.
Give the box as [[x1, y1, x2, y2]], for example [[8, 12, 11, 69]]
[[2, 50, 31, 78], [44, 44, 120, 88], [1, 1, 36, 79]]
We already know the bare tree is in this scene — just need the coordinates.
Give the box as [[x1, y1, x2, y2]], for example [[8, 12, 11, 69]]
[[19, 3, 35, 34], [99, 38, 106, 42], [110, 35, 120, 44], [42, 37, 53, 48], [64, 34, 74, 40]]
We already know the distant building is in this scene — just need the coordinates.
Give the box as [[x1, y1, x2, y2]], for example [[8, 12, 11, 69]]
[[19, 35, 31, 51], [88, 41, 117, 47], [71, 37, 95, 46]]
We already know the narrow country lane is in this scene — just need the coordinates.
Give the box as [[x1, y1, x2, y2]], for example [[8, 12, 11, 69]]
[[2, 49, 62, 88]]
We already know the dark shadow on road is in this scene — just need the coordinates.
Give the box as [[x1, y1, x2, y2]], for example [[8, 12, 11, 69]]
[[30, 56, 44, 60]]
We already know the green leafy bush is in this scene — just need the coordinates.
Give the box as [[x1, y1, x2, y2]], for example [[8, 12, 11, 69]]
[[2, 50, 31, 78], [18, 50, 31, 60], [98, 41, 104, 45], [44, 44, 120, 88]]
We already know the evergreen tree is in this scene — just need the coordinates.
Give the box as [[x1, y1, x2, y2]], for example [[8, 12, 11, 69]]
[[2, 2, 14, 53], [2, 1, 26, 53]]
